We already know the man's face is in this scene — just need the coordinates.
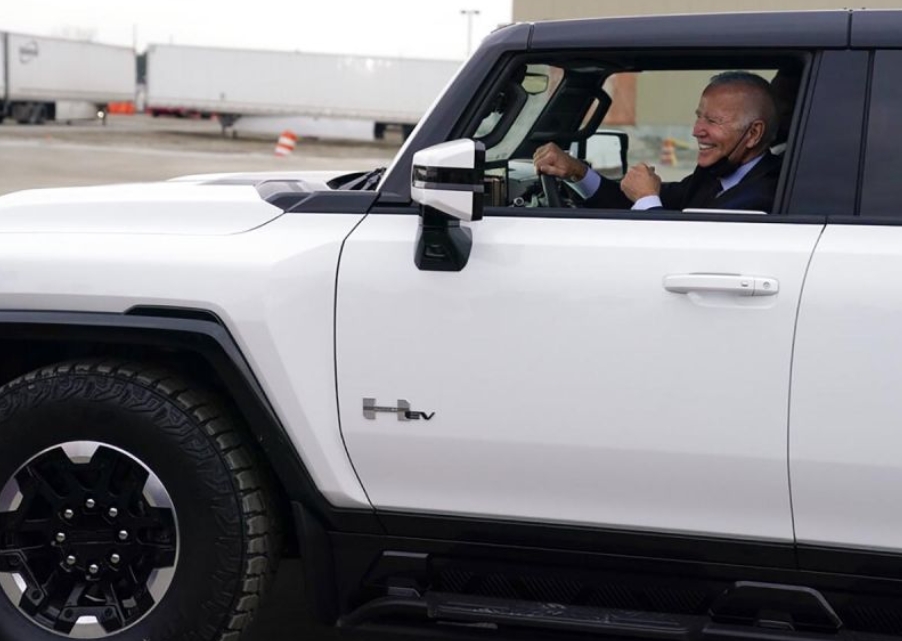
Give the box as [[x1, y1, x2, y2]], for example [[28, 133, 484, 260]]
[[692, 85, 750, 168]]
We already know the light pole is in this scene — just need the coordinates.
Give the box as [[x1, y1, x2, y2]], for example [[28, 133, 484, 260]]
[[460, 9, 481, 57]]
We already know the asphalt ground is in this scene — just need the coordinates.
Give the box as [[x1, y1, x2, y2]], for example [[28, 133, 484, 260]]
[[0, 114, 400, 196], [0, 114, 688, 197]]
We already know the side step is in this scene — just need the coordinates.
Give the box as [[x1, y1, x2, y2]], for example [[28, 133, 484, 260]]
[[340, 592, 900, 641], [427, 592, 702, 638]]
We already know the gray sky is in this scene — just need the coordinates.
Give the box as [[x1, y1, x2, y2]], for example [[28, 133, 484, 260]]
[[3, 0, 512, 60]]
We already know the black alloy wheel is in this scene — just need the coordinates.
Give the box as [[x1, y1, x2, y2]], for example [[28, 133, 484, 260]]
[[0, 440, 178, 636]]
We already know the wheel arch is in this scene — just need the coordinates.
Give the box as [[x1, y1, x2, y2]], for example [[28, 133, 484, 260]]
[[0, 307, 356, 548]]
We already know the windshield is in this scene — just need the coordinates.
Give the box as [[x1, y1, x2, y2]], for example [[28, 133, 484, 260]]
[[474, 64, 564, 162]]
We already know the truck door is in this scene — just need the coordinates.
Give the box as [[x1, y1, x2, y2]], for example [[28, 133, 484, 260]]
[[335, 54, 829, 543], [336, 209, 823, 542]]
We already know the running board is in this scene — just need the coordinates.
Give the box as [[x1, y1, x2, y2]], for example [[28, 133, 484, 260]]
[[340, 592, 899, 641], [427, 592, 701, 638]]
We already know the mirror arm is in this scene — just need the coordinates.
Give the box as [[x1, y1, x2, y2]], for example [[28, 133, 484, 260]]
[[414, 207, 473, 272]]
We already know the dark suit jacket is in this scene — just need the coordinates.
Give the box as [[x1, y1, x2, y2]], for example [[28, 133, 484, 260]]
[[584, 152, 782, 213]]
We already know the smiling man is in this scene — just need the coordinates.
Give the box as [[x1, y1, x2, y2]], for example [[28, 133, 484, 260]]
[[533, 71, 781, 212]]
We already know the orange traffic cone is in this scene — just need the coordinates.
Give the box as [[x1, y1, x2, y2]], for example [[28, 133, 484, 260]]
[[274, 130, 298, 157], [659, 137, 677, 166]]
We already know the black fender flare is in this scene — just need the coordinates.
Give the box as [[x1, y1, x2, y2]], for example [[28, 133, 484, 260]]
[[0, 308, 379, 534]]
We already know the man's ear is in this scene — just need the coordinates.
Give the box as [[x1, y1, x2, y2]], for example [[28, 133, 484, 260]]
[[746, 120, 766, 148]]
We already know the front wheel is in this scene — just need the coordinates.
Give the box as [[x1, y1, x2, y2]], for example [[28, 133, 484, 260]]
[[0, 361, 280, 641]]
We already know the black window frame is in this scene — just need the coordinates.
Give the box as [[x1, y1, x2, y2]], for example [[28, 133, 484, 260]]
[[783, 50, 869, 220], [857, 49, 902, 223]]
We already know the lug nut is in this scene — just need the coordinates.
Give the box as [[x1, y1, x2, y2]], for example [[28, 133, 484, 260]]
[[55, 532, 66, 543], [118, 530, 128, 541], [62, 509, 74, 520], [85, 498, 95, 509], [108, 507, 118, 518], [110, 553, 120, 564], [66, 555, 77, 566], [88, 564, 99, 575]]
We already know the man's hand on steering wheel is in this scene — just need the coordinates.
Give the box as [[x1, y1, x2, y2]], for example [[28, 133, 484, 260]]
[[532, 143, 588, 208], [533, 143, 588, 182]]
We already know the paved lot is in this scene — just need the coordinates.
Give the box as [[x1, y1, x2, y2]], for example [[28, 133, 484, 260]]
[[0, 114, 689, 197], [0, 115, 399, 196]]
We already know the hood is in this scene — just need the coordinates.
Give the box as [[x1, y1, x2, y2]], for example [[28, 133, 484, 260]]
[[0, 170, 352, 235], [169, 169, 351, 186]]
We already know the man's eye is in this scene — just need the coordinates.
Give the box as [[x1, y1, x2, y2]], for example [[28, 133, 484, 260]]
[[695, 114, 721, 126]]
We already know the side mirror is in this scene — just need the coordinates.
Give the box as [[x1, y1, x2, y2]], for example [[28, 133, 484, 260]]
[[411, 139, 485, 222], [410, 140, 485, 272], [580, 130, 629, 180]]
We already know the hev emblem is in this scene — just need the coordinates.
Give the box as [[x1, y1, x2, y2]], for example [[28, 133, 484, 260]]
[[363, 398, 435, 421]]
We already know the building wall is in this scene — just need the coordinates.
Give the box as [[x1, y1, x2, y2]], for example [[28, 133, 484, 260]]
[[513, 0, 902, 21], [635, 70, 711, 128]]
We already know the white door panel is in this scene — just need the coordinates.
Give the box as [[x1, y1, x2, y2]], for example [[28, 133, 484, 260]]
[[337, 214, 821, 540], [792, 225, 902, 551]]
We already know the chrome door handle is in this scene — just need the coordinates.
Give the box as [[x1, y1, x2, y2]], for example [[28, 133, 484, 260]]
[[663, 273, 779, 297]]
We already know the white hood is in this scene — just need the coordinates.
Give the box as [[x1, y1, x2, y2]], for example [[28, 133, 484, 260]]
[[0, 169, 350, 235]]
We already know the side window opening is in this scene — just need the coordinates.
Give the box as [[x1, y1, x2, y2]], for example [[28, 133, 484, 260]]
[[471, 53, 809, 216]]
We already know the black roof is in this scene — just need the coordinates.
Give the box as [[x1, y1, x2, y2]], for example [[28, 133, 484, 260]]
[[851, 10, 902, 47], [527, 10, 901, 50]]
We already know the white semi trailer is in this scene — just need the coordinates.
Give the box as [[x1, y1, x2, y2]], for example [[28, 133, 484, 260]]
[[0, 32, 135, 125], [145, 44, 462, 138]]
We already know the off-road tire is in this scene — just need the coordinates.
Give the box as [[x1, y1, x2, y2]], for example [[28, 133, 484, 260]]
[[0, 360, 280, 641]]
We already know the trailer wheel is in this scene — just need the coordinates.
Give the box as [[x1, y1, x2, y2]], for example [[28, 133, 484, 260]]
[[13, 102, 46, 125], [26, 103, 47, 125], [0, 361, 280, 641]]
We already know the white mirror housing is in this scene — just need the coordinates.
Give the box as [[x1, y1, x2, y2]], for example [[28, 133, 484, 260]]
[[411, 139, 485, 222]]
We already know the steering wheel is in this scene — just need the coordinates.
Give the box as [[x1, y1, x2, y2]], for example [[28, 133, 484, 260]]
[[539, 173, 563, 208]]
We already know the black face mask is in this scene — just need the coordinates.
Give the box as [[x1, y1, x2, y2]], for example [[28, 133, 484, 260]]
[[700, 124, 752, 180]]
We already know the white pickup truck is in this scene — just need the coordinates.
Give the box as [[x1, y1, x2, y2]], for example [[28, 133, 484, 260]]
[[1, 9, 901, 641]]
